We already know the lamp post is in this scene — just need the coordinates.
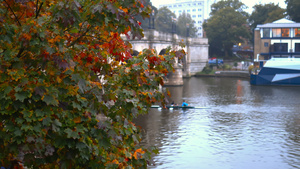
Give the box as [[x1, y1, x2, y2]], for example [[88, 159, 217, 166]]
[[148, 10, 155, 49], [172, 17, 176, 34], [186, 23, 190, 38], [148, 10, 155, 29]]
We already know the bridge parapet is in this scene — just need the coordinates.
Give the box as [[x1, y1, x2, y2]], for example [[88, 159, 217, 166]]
[[123, 30, 209, 80]]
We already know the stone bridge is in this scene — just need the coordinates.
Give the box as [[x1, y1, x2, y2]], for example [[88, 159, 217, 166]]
[[123, 30, 209, 85]]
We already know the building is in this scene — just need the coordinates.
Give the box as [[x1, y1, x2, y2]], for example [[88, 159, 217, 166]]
[[159, 0, 217, 37], [254, 18, 300, 61]]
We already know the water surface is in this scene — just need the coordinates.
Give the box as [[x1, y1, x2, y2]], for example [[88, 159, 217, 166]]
[[135, 77, 300, 169]]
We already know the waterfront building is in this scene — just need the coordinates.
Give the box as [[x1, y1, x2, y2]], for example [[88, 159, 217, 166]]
[[159, 0, 218, 37], [254, 18, 300, 60]]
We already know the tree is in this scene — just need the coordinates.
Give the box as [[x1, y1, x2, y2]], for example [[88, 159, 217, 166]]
[[176, 12, 198, 37], [285, 0, 300, 22], [249, 3, 286, 31], [203, 0, 250, 57], [0, 0, 182, 168], [155, 7, 176, 33]]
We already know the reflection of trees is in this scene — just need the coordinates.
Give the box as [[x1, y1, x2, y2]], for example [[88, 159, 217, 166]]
[[133, 108, 182, 151]]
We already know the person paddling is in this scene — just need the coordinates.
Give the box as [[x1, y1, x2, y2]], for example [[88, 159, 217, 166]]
[[181, 100, 188, 107]]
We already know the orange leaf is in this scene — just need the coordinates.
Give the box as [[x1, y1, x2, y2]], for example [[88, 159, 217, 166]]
[[73, 117, 81, 123]]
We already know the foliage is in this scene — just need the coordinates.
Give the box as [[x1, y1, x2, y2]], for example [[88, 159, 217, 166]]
[[0, 0, 183, 168], [203, 0, 250, 57], [222, 64, 232, 70], [249, 3, 286, 31], [176, 12, 198, 38], [285, 0, 300, 22], [155, 7, 176, 33], [198, 65, 215, 75]]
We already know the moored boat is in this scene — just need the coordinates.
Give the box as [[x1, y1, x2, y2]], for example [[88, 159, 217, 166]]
[[250, 57, 300, 85]]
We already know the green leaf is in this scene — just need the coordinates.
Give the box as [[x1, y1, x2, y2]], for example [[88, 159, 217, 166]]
[[43, 95, 59, 106], [3, 86, 13, 95], [42, 117, 51, 126], [15, 91, 30, 102], [70, 28, 79, 33], [14, 129, 22, 137]]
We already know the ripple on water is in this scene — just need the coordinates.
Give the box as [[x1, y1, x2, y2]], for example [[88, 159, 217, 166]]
[[137, 78, 300, 169]]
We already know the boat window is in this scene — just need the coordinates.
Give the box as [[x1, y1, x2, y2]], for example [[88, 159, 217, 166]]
[[263, 28, 270, 38], [272, 28, 281, 37], [281, 28, 290, 37], [294, 28, 300, 37]]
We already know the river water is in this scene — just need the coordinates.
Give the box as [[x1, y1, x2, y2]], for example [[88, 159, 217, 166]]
[[134, 77, 300, 169]]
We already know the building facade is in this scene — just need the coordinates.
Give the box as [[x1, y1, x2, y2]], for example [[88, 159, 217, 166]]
[[159, 0, 217, 37], [254, 18, 300, 61]]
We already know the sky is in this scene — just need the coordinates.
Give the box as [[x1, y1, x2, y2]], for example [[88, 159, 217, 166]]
[[150, 0, 287, 14]]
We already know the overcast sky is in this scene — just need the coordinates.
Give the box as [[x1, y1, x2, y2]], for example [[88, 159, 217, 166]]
[[150, 0, 287, 14]]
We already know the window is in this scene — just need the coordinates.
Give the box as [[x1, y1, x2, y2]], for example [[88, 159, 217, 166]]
[[273, 43, 288, 52], [295, 28, 300, 37], [198, 27, 202, 30], [193, 21, 196, 23], [295, 43, 300, 52], [198, 3, 202, 5], [179, 5, 182, 7], [179, 10, 182, 13], [192, 15, 196, 18], [198, 21, 201, 23], [264, 42, 269, 47], [192, 9, 196, 12], [174, 5, 177, 7], [193, 3, 196, 6], [169, 6, 172, 8], [272, 28, 281, 37], [281, 28, 290, 37], [198, 9, 202, 11], [187, 9, 190, 12], [198, 15, 202, 17], [263, 28, 270, 38]]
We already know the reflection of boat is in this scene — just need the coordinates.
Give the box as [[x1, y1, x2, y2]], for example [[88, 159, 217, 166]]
[[151, 105, 210, 109], [250, 57, 300, 85]]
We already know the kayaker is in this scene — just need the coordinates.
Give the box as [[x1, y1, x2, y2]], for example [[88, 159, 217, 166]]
[[182, 100, 188, 107]]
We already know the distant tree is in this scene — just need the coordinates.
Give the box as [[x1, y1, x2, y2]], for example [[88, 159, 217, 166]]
[[249, 3, 286, 31], [155, 7, 176, 33], [285, 0, 300, 22], [176, 12, 198, 37], [210, 0, 248, 16], [203, 0, 250, 57]]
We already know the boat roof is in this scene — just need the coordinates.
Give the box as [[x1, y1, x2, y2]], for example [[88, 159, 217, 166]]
[[257, 18, 300, 28]]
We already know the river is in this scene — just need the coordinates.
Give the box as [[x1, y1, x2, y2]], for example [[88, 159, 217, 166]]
[[134, 77, 300, 169]]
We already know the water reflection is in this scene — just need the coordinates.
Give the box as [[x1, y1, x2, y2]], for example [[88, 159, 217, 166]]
[[135, 77, 300, 169]]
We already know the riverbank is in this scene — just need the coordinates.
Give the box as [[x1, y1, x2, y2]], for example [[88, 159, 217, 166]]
[[194, 70, 250, 78]]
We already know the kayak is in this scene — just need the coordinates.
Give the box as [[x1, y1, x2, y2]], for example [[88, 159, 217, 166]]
[[150, 105, 210, 109]]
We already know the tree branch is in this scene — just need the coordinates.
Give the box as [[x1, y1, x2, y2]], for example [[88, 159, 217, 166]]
[[67, 26, 92, 47], [36, 1, 43, 19], [3, 0, 21, 26]]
